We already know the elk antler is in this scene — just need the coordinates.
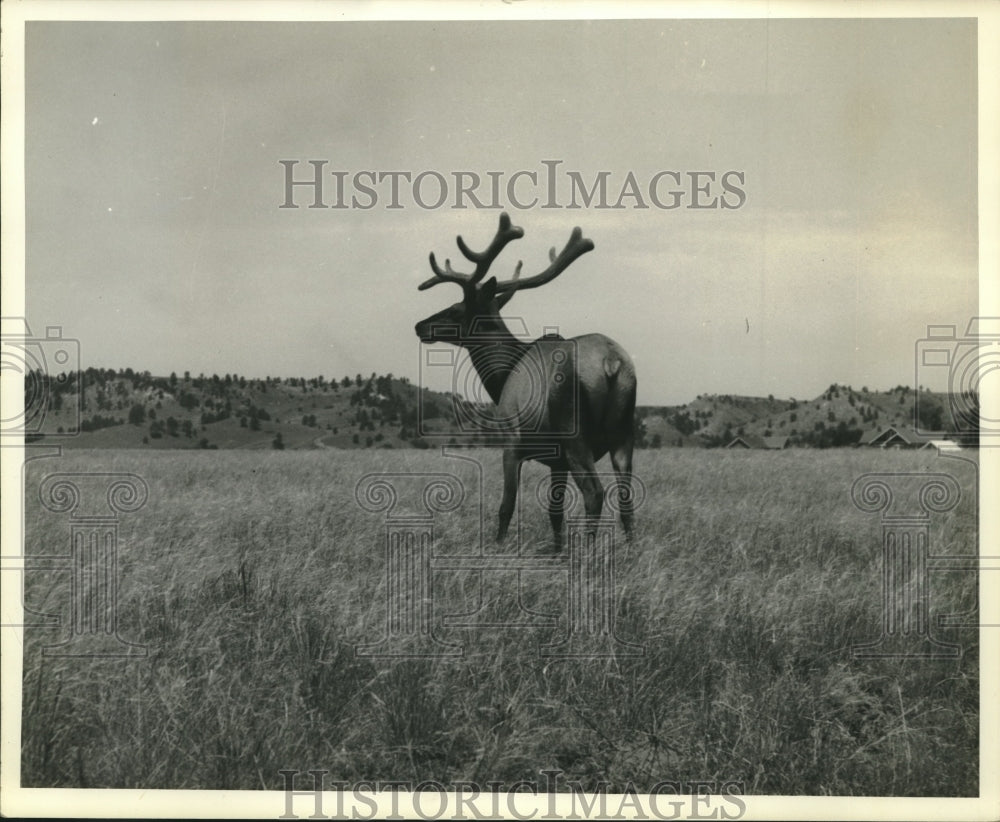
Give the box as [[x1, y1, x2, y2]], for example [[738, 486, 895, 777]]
[[418, 212, 525, 291], [494, 226, 594, 293]]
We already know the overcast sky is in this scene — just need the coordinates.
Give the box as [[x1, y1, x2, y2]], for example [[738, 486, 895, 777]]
[[24, 17, 977, 404]]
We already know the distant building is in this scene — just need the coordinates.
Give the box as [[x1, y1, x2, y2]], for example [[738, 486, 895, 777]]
[[725, 435, 788, 450], [860, 426, 952, 449], [919, 439, 963, 454]]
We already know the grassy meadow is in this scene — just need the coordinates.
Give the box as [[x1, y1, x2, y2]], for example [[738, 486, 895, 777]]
[[19, 447, 979, 795]]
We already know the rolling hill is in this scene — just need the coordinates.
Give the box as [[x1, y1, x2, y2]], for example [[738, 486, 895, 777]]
[[24, 368, 969, 450], [636, 383, 965, 449]]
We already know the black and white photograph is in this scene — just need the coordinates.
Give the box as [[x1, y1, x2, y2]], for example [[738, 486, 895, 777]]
[[1, 1, 997, 819]]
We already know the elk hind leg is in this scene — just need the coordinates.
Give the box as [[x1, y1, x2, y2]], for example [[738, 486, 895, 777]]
[[609, 439, 635, 542], [496, 448, 522, 543], [565, 446, 603, 532]]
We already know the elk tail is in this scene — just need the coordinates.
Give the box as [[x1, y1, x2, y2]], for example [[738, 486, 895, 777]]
[[601, 355, 636, 443], [603, 356, 622, 380]]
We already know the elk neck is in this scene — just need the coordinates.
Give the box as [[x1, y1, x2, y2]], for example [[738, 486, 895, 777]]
[[461, 319, 529, 405]]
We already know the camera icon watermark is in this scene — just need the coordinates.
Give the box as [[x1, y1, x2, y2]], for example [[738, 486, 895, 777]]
[[914, 317, 998, 445], [1, 316, 81, 440], [417, 318, 580, 442]]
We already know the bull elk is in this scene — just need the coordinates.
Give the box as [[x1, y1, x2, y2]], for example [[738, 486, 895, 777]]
[[414, 213, 636, 550]]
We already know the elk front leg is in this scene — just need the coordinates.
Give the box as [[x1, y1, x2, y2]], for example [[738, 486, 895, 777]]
[[496, 448, 522, 543], [547, 466, 569, 553]]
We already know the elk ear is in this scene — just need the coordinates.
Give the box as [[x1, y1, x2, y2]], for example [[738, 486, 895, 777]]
[[480, 276, 498, 302]]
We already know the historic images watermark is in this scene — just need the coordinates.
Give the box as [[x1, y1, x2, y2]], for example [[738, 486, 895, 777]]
[[278, 160, 747, 211], [277, 770, 747, 821]]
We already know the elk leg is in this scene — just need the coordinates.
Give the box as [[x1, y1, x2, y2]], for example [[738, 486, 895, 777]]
[[547, 466, 570, 552], [564, 446, 603, 531], [496, 448, 522, 543], [609, 442, 635, 542]]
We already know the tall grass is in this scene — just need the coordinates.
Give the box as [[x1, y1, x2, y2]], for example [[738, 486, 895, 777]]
[[20, 448, 978, 794]]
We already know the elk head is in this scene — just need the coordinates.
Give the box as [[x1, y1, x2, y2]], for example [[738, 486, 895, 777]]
[[414, 213, 595, 345]]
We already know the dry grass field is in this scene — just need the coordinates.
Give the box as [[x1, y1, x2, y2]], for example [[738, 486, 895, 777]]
[[19, 447, 978, 795]]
